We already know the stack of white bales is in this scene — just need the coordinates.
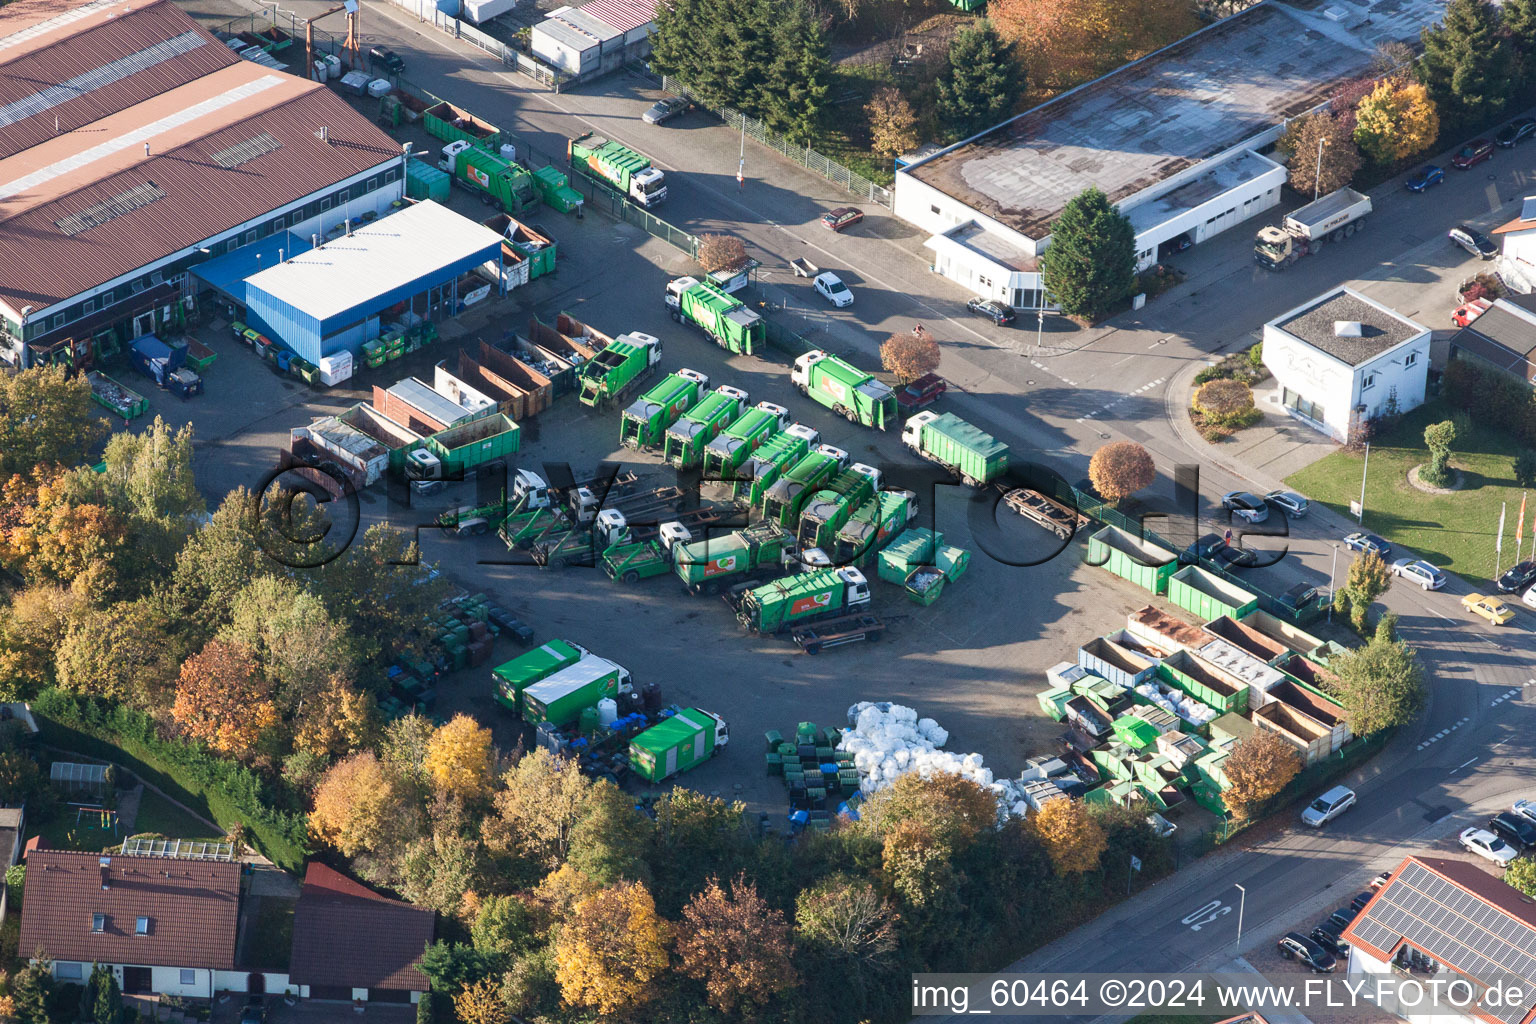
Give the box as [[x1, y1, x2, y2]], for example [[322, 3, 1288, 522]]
[[1133, 680, 1217, 726]]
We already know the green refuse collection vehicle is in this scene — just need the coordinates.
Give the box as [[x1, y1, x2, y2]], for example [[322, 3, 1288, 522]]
[[619, 368, 709, 449], [790, 349, 897, 430], [602, 522, 694, 584], [702, 401, 788, 480], [439, 140, 535, 212], [491, 639, 588, 712], [827, 489, 918, 568], [664, 385, 748, 469], [665, 276, 764, 355], [795, 464, 882, 550], [521, 656, 633, 727], [674, 520, 793, 594], [734, 567, 872, 633], [736, 425, 819, 507], [629, 707, 730, 783], [568, 132, 667, 208], [760, 445, 850, 524], [900, 410, 1010, 487], [577, 332, 662, 408]]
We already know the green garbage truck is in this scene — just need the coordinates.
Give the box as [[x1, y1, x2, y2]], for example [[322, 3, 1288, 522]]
[[733, 567, 872, 633], [522, 656, 633, 727], [491, 639, 589, 712], [760, 444, 849, 523], [619, 368, 710, 449], [790, 349, 897, 430], [900, 410, 1010, 487], [736, 424, 819, 507], [674, 520, 793, 594], [629, 707, 730, 783], [664, 276, 764, 355], [439, 140, 535, 212], [602, 522, 694, 584], [702, 401, 788, 481], [663, 385, 748, 469], [577, 332, 662, 408], [826, 489, 917, 568], [795, 464, 882, 550], [568, 132, 667, 208]]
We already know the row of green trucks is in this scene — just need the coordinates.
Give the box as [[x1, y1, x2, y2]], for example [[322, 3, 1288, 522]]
[[490, 641, 727, 783], [621, 368, 711, 449], [664, 385, 750, 469]]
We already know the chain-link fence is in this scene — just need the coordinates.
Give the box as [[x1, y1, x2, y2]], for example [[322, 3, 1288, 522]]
[[565, 168, 699, 258], [660, 75, 894, 208]]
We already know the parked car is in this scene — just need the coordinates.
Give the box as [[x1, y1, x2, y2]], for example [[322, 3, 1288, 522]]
[[1488, 811, 1536, 849], [1524, 584, 1536, 609], [896, 373, 946, 412], [1405, 165, 1445, 192], [1342, 532, 1392, 558], [1310, 923, 1351, 959], [1496, 559, 1536, 593], [1392, 558, 1447, 590], [1302, 785, 1356, 827], [813, 271, 854, 307], [642, 96, 691, 125], [1216, 545, 1263, 568], [1277, 933, 1337, 973], [368, 44, 405, 74], [1221, 491, 1270, 523], [1265, 490, 1309, 518], [1463, 593, 1516, 626], [966, 297, 1016, 325], [1453, 297, 1493, 327], [1158, 232, 1193, 258], [1459, 826, 1519, 866], [1496, 117, 1536, 147], [1349, 890, 1375, 913], [1449, 225, 1498, 260], [1275, 582, 1321, 614], [820, 207, 863, 232], [1451, 139, 1495, 169], [1185, 533, 1229, 562], [1513, 799, 1536, 826], [1325, 907, 1358, 931]]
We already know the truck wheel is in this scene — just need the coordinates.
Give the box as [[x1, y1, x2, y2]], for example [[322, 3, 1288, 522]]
[[1330, 228, 1344, 243], [671, 311, 683, 323], [622, 571, 639, 584], [804, 644, 820, 655]]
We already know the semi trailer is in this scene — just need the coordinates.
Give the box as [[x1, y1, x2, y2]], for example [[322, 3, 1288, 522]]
[[620, 369, 709, 449], [1253, 187, 1371, 270], [663, 385, 748, 469], [791, 350, 896, 430]]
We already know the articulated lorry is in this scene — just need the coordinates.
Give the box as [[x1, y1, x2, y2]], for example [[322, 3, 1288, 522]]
[[900, 411, 1009, 487], [664, 385, 748, 469], [674, 520, 794, 594], [702, 401, 788, 480], [521, 655, 633, 727], [733, 567, 871, 633], [577, 332, 662, 408], [760, 444, 850, 523], [791, 350, 897, 430], [440, 140, 535, 212], [737, 425, 819, 507], [795, 465, 882, 550], [620, 369, 709, 449], [665, 277, 764, 354], [1253, 187, 1371, 270], [629, 708, 730, 783], [491, 639, 589, 712], [568, 132, 666, 208]]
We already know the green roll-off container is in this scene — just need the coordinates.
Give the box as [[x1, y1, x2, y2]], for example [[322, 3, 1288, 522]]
[[425, 414, 520, 476], [1088, 525, 1180, 595], [405, 157, 451, 203], [1167, 565, 1259, 622]]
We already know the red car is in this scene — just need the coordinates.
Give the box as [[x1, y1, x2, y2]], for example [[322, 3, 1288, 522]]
[[1453, 298, 1492, 327], [896, 373, 946, 412], [820, 207, 863, 232], [1451, 139, 1494, 169]]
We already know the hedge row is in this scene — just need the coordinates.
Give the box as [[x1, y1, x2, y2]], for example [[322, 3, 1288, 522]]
[[32, 689, 308, 871]]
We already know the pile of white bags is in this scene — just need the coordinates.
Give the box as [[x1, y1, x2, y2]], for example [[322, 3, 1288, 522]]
[[1134, 680, 1217, 726]]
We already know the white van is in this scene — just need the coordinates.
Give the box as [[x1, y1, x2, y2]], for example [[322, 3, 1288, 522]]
[[1301, 785, 1356, 827]]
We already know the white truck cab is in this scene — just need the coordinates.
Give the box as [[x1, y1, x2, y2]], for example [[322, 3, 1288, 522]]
[[617, 331, 664, 368], [437, 139, 471, 172], [663, 276, 696, 314], [814, 443, 850, 469], [657, 521, 693, 552], [849, 462, 882, 491], [406, 449, 443, 481], [755, 401, 790, 430], [715, 384, 751, 406], [631, 165, 667, 207], [784, 422, 820, 446], [700, 709, 730, 748], [789, 351, 827, 392], [593, 509, 629, 548], [838, 567, 871, 609], [512, 469, 601, 524], [677, 367, 711, 389], [901, 409, 939, 452]]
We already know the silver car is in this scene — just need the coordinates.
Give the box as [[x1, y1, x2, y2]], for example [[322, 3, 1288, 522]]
[[1302, 785, 1356, 827], [1392, 558, 1446, 590], [1221, 491, 1270, 524], [642, 96, 690, 125], [1265, 489, 1309, 518]]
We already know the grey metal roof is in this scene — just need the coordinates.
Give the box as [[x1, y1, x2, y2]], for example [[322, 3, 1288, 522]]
[[1272, 290, 1425, 366], [532, 16, 599, 54], [387, 377, 477, 428]]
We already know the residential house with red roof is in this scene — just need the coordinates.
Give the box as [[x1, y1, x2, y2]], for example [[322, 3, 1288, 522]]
[[288, 863, 434, 1004]]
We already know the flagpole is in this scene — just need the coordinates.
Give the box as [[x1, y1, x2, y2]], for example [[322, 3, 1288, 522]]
[[1496, 501, 1507, 578]]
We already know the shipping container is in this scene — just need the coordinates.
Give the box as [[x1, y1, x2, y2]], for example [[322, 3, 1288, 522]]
[[620, 369, 708, 449], [1078, 635, 1156, 688], [86, 371, 148, 419], [451, 350, 552, 422], [1251, 700, 1333, 766], [628, 708, 729, 782], [1038, 685, 1073, 720], [336, 404, 424, 475], [899, 411, 1009, 486], [1156, 650, 1249, 714], [406, 156, 451, 203], [1202, 615, 1292, 663], [1124, 606, 1208, 655], [531, 165, 585, 214], [522, 656, 630, 726], [790, 350, 897, 430], [1261, 677, 1351, 753], [491, 639, 588, 712], [702, 402, 788, 480], [1088, 526, 1180, 594], [423, 414, 521, 476], [1167, 565, 1259, 622]]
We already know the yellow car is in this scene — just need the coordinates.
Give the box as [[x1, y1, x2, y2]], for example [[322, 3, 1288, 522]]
[[1462, 593, 1517, 626]]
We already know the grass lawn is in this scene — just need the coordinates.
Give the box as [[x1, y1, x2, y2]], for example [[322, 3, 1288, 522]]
[[244, 897, 295, 971], [1286, 402, 1529, 584], [130, 788, 219, 841]]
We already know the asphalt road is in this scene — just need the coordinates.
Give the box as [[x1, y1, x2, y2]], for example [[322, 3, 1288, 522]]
[[184, 0, 1536, 1008]]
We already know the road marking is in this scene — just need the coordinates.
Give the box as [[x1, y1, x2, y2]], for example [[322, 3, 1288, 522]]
[[1075, 377, 1166, 423], [1030, 360, 1078, 387], [1181, 900, 1231, 932], [1453, 757, 1479, 772]]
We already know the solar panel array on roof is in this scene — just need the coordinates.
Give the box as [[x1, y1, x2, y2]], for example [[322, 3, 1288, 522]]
[[211, 130, 282, 169], [54, 181, 164, 236], [1350, 861, 1536, 1024]]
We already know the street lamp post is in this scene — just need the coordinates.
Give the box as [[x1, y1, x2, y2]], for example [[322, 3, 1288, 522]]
[[1314, 136, 1329, 203], [1357, 441, 1371, 524], [1328, 544, 1339, 623], [1235, 884, 1247, 955]]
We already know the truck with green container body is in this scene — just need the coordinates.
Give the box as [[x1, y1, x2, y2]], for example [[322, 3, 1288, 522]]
[[601, 522, 694, 584], [760, 444, 850, 524], [900, 410, 1010, 487], [734, 567, 872, 633], [674, 520, 794, 594], [424, 101, 500, 147], [702, 402, 788, 480], [664, 276, 764, 355], [736, 425, 819, 507], [620, 369, 709, 450], [491, 639, 589, 712], [412, 413, 520, 479], [824, 489, 917, 568], [568, 132, 667, 208], [796, 465, 882, 551], [521, 656, 633, 727], [629, 708, 730, 783], [664, 385, 749, 469], [790, 350, 897, 430], [577, 332, 662, 408], [439, 141, 535, 212]]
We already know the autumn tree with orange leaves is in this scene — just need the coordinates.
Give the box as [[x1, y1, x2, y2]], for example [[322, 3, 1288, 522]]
[[1029, 797, 1107, 874], [677, 875, 797, 1016], [991, 0, 1198, 91], [554, 881, 671, 1015], [171, 639, 278, 761]]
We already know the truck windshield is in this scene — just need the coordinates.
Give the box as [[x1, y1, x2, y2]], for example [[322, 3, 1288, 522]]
[[638, 178, 664, 196]]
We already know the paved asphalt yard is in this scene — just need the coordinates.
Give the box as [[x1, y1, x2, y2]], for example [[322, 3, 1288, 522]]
[[174, 0, 1536, 1015]]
